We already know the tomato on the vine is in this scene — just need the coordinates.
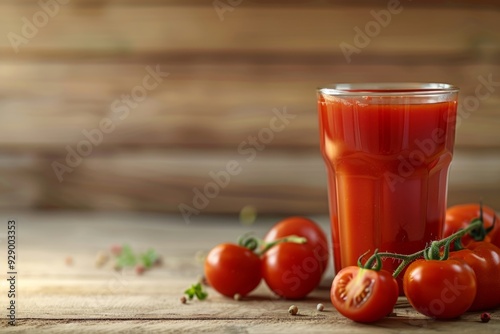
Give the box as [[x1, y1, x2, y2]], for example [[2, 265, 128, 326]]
[[330, 266, 398, 323], [204, 243, 261, 298], [443, 204, 500, 248], [264, 216, 329, 275], [449, 241, 500, 311], [262, 242, 324, 299], [403, 259, 477, 319]]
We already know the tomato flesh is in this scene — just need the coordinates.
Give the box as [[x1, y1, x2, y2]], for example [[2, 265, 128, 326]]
[[330, 267, 398, 323]]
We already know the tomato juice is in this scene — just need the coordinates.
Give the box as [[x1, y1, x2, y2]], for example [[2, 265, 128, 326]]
[[317, 84, 458, 290]]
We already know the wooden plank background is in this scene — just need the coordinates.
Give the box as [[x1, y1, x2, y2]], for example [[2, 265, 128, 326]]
[[0, 0, 499, 214]]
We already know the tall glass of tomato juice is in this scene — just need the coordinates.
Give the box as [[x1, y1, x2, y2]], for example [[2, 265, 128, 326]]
[[317, 83, 459, 292]]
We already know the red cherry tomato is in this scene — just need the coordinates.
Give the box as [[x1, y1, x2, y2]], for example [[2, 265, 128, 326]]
[[403, 259, 477, 319], [330, 266, 399, 323], [443, 204, 500, 248], [264, 216, 329, 275], [261, 242, 323, 299], [204, 243, 261, 298], [449, 241, 500, 311]]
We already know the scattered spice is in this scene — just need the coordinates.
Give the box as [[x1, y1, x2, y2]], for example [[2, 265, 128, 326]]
[[180, 296, 187, 304], [481, 312, 491, 323], [288, 305, 298, 315], [135, 264, 146, 276], [233, 293, 242, 301], [316, 303, 324, 311], [114, 245, 160, 272], [110, 244, 123, 256], [91, 244, 163, 275], [65, 256, 73, 266], [153, 255, 163, 267], [95, 251, 109, 268], [199, 275, 209, 287]]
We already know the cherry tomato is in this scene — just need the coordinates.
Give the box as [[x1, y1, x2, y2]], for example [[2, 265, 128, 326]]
[[261, 242, 323, 299], [449, 241, 500, 311], [492, 225, 500, 248], [264, 216, 329, 275], [443, 204, 500, 248], [403, 259, 477, 319], [330, 266, 398, 323], [204, 243, 261, 298]]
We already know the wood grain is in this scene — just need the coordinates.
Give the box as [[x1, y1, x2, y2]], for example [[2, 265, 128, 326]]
[[0, 4, 498, 57], [1, 212, 498, 333], [5, 0, 500, 7], [0, 155, 40, 209], [1, 62, 499, 150], [32, 148, 500, 214]]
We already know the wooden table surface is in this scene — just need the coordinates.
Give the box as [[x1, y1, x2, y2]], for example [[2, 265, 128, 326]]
[[1, 211, 499, 333]]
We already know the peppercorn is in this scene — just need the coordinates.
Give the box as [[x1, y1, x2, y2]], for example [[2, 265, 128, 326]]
[[288, 305, 298, 315], [481, 312, 491, 323]]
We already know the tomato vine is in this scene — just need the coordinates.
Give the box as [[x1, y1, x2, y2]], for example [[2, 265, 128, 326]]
[[359, 218, 484, 277]]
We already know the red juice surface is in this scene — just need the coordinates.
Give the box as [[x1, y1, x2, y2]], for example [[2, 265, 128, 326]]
[[318, 95, 457, 288]]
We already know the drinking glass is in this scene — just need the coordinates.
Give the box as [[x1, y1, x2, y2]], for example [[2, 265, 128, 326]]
[[317, 83, 458, 289]]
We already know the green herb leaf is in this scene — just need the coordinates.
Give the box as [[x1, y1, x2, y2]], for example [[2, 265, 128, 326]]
[[140, 249, 158, 268], [115, 245, 137, 268], [114, 245, 161, 270], [184, 283, 208, 301]]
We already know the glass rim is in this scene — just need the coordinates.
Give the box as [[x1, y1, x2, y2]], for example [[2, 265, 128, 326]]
[[317, 83, 459, 96]]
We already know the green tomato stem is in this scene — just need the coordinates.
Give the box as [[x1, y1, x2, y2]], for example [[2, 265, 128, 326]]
[[362, 219, 483, 278], [237, 232, 260, 251], [237, 233, 307, 256], [257, 235, 307, 256], [485, 214, 496, 234]]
